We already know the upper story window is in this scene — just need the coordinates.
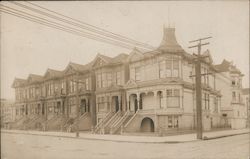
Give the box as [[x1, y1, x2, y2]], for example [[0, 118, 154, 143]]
[[232, 80, 236, 86], [97, 96, 105, 112], [116, 71, 121, 85], [202, 67, 209, 85], [97, 73, 102, 88], [85, 78, 89, 90], [135, 67, 141, 81], [203, 93, 210, 110], [161, 58, 180, 78], [166, 89, 180, 108], [106, 73, 112, 87], [96, 72, 112, 88], [102, 73, 107, 88], [159, 61, 165, 78], [232, 91, 236, 101], [214, 97, 218, 113]]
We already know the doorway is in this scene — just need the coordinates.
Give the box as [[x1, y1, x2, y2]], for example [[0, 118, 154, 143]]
[[141, 117, 154, 132]]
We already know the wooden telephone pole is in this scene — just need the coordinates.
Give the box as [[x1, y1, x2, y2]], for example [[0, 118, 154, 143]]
[[189, 36, 212, 139]]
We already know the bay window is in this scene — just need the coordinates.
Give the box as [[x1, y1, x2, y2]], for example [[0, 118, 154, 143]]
[[166, 89, 180, 107]]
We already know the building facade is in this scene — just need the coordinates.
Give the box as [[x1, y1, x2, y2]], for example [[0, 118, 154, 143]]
[[0, 99, 15, 129], [9, 27, 248, 135]]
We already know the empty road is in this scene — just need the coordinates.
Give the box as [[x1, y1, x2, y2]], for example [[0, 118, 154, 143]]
[[1, 132, 249, 159]]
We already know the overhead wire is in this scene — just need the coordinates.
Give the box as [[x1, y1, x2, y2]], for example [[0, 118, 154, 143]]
[[0, 4, 145, 50], [10, 1, 156, 50]]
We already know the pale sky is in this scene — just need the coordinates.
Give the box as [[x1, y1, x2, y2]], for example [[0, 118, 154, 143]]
[[1, 1, 249, 100]]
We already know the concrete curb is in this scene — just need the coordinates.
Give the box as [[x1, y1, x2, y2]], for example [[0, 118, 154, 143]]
[[1, 130, 249, 144], [203, 132, 250, 140], [1, 130, 196, 144]]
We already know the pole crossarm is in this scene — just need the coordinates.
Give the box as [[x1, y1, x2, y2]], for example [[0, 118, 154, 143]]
[[189, 36, 212, 43], [188, 42, 210, 49]]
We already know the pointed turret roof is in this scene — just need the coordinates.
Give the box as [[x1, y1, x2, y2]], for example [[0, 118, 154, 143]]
[[158, 27, 183, 52]]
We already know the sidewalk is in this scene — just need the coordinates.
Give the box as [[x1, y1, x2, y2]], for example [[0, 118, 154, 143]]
[[1, 128, 249, 143]]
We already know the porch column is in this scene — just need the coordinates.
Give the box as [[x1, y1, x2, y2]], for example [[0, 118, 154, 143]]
[[137, 93, 140, 110], [154, 91, 158, 109], [126, 94, 130, 111], [87, 97, 90, 112], [162, 90, 167, 109], [118, 95, 121, 111]]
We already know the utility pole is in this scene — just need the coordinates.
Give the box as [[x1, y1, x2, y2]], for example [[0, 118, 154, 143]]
[[75, 73, 80, 137], [72, 74, 86, 137], [189, 36, 212, 139]]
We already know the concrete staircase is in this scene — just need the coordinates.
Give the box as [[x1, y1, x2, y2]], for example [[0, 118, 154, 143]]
[[110, 111, 134, 134], [102, 111, 124, 134], [25, 115, 47, 130], [45, 115, 68, 131], [94, 111, 115, 134], [11, 115, 34, 130], [68, 112, 92, 132]]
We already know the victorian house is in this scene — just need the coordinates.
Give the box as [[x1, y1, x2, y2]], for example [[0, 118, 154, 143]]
[[10, 27, 248, 135], [214, 60, 247, 129], [122, 28, 222, 134]]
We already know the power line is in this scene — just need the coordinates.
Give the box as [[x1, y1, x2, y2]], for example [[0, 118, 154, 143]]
[[10, 1, 155, 50], [25, 1, 155, 50], [0, 5, 147, 51]]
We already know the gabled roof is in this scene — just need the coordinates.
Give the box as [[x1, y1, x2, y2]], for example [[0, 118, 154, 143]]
[[214, 59, 241, 74], [12, 78, 27, 88], [157, 27, 184, 52], [214, 60, 231, 72], [112, 53, 129, 63], [92, 53, 128, 67], [44, 68, 63, 79], [27, 74, 43, 83], [64, 61, 93, 75]]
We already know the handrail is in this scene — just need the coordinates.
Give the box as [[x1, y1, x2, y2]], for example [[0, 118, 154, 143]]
[[95, 111, 111, 129], [71, 112, 89, 127], [124, 110, 139, 128], [94, 111, 114, 133], [112, 111, 128, 128], [110, 111, 132, 134], [104, 110, 121, 127]]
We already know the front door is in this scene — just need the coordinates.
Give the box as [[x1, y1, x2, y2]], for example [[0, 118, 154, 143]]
[[115, 97, 119, 112], [80, 99, 86, 115], [134, 98, 138, 113]]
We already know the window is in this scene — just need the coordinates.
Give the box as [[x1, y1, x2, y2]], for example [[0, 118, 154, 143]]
[[163, 57, 180, 78], [166, 60, 172, 77], [85, 78, 89, 90], [168, 115, 179, 128], [214, 97, 218, 113], [135, 67, 141, 81], [232, 80, 236, 85], [159, 61, 165, 78], [172, 59, 179, 77], [98, 97, 105, 112], [168, 116, 173, 128], [97, 73, 102, 88], [232, 91, 236, 101], [106, 73, 112, 87], [166, 89, 180, 107], [116, 71, 121, 85], [203, 93, 210, 110], [102, 73, 107, 88]]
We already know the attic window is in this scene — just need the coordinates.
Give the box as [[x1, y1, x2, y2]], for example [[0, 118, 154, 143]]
[[232, 80, 235, 85]]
